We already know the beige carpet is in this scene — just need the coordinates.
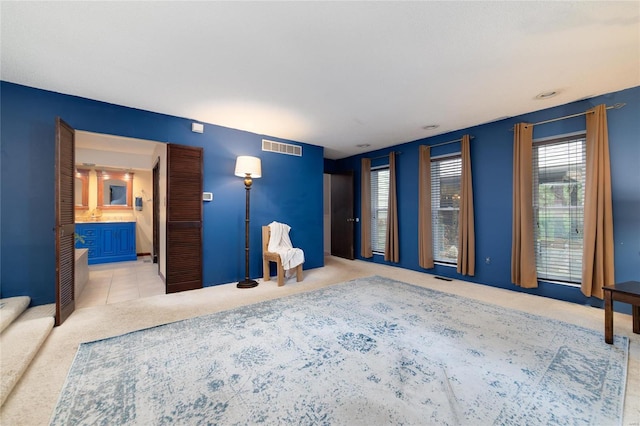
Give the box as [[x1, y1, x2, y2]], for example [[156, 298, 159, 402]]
[[0, 304, 55, 406], [1, 256, 638, 425], [0, 297, 30, 333]]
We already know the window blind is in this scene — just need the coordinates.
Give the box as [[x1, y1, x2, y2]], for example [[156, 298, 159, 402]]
[[371, 167, 389, 253], [431, 155, 461, 263], [533, 135, 586, 283]]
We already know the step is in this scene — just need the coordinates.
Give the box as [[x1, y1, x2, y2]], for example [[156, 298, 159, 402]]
[[0, 304, 55, 406], [0, 296, 30, 333]]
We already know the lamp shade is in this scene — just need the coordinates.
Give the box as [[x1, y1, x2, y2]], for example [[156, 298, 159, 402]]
[[234, 156, 262, 178]]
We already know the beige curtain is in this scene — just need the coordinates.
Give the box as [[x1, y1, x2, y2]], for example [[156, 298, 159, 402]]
[[457, 135, 475, 275], [385, 152, 399, 262], [361, 158, 373, 258], [582, 104, 615, 298], [511, 123, 538, 288], [418, 145, 434, 268]]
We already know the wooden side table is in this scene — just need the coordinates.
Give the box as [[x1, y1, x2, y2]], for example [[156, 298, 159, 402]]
[[603, 281, 640, 344]]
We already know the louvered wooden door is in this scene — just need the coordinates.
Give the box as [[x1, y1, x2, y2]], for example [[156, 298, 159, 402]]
[[55, 118, 75, 325], [166, 143, 203, 293]]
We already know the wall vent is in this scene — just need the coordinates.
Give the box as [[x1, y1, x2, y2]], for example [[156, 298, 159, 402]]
[[262, 139, 302, 157]]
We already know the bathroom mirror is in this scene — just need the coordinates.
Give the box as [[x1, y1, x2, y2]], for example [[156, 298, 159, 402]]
[[74, 169, 90, 210], [97, 170, 133, 209]]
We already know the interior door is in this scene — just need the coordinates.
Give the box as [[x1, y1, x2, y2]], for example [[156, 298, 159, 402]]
[[55, 118, 75, 325], [152, 158, 160, 265], [331, 172, 355, 260], [166, 143, 203, 293]]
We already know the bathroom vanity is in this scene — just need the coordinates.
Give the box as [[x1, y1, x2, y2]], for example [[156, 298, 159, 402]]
[[75, 222, 137, 265]]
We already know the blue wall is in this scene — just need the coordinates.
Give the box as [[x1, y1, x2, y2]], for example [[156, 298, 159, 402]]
[[333, 86, 640, 311], [2, 81, 638, 311], [0, 82, 324, 305]]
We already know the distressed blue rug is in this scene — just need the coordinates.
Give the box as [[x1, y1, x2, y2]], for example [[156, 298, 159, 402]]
[[51, 276, 628, 425]]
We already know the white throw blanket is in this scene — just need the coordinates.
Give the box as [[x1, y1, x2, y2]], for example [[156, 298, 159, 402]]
[[267, 221, 305, 270]]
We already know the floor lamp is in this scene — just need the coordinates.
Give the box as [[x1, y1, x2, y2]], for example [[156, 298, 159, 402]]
[[235, 156, 262, 289]]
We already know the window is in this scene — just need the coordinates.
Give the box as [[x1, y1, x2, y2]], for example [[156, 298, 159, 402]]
[[431, 155, 461, 264], [370, 167, 389, 253], [533, 134, 586, 283]]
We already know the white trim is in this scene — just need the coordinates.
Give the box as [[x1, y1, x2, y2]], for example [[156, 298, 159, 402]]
[[430, 151, 461, 161], [538, 279, 581, 288], [533, 130, 585, 143]]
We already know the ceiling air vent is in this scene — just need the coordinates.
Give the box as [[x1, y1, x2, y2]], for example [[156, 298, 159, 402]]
[[262, 139, 302, 157]]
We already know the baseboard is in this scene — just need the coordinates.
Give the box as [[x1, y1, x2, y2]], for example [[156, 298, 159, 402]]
[[137, 252, 151, 257]]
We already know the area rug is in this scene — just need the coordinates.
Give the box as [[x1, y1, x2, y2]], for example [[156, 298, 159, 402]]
[[50, 276, 628, 425]]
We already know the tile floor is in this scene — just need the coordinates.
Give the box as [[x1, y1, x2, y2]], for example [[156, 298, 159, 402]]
[[76, 256, 165, 308]]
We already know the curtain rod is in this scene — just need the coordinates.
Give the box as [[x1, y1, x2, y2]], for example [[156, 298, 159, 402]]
[[512, 103, 625, 130], [428, 135, 474, 149], [370, 134, 475, 160]]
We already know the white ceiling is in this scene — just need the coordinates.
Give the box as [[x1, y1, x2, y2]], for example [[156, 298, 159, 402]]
[[2, 1, 638, 159], [75, 130, 161, 170], [76, 131, 160, 156]]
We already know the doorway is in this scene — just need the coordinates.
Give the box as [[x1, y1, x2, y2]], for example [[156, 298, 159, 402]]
[[327, 172, 355, 260], [153, 159, 160, 266], [74, 131, 167, 306], [323, 174, 331, 255]]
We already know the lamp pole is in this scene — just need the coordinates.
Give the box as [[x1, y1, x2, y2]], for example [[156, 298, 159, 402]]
[[234, 155, 261, 288], [237, 173, 259, 288]]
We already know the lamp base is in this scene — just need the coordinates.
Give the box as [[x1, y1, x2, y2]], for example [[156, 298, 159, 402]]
[[237, 279, 259, 289]]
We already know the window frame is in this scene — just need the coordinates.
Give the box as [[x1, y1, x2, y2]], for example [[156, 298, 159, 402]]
[[430, 153, 462, 265], [370, 165, 389, 255], [532, 131, 586, 286]]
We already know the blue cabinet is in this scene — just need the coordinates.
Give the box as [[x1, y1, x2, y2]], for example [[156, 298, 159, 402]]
[[75, 222, 137, 265]]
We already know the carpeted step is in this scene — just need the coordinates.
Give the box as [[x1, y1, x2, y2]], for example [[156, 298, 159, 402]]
[[0, 304, 55, 406], [0, 297, 31, 333]]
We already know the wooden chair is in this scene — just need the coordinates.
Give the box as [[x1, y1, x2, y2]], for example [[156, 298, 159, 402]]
[[262, 225, 303, 286]]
